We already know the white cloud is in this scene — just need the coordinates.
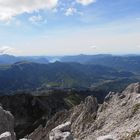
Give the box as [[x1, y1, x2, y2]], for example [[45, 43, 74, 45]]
[[29, 15, 43, 24], [65, 8, 77, 16], [76, 0, 96, 6], [0, 0, 58, 21], [65, 7, 83, 16], [0, 46, 21, 54]]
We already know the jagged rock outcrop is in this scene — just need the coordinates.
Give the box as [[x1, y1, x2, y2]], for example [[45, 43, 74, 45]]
[[25, 83, 140, 140], [23, 96, 98, 140], [69, 96, 98, 138], [83, 83, 140, 140], [44, 83, 140, 140], [41, 96, 98, 140], [0, 106, 15, 140]]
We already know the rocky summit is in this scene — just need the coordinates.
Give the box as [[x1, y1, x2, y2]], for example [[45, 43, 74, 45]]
[[0, 83, 140, 140]]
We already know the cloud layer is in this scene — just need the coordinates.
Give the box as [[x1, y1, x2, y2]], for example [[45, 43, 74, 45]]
[[0, 46, 21, 54], [65, 8, 77, 16], [0, 0, 58, 21], [76, 0, 96, 5], [0, 0, 97, 21]]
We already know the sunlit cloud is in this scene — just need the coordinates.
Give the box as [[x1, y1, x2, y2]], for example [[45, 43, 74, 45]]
[[76, 0, 96, 6], [65, 8, 77, 16], [0, 46, 21, 55], [29, 15, 43, 24], [0, 0, 58, 21]]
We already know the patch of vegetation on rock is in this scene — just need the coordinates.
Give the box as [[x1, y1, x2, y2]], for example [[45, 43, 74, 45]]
[[132, 103, 140, 114], [123, 130, 140, 140]]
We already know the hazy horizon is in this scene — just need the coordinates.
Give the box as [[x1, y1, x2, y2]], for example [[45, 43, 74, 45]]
[[1, 53, 140, 57]]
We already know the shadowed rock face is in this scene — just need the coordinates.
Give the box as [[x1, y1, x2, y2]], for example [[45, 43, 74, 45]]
[[0, 107, 15, 140], [0, 91, 86, 139], [0, 94, 50, 139]]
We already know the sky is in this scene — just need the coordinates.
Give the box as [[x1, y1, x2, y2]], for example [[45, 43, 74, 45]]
[[0, 0, 140, 56]]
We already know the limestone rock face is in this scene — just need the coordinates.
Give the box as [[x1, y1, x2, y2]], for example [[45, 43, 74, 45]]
[[0, 107, 15, 140], [49, 122, 73, 140], [84, 83, 140, 140], [69, 96, 98, 138]]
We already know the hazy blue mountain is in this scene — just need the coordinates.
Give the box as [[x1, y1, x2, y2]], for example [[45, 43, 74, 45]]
[[60, 54, 140, 73], [0, 61, 134, 92], [60, 54, 111, 63], [1, 54, 140, 74], [0, 54, 20, 64], [0, 54, 49, 64]]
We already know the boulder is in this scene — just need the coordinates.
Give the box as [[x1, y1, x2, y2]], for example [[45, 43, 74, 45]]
[[0, 132, 12, 140], [49, 122, 73, 140], [97, 135, 114, 140]]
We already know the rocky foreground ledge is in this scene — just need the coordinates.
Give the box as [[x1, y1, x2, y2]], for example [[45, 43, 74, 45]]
[[0, 83, 140, 140]]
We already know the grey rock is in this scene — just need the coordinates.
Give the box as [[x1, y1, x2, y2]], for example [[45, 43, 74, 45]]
[[0, 132, 12, 140], [49, 122, 73, 140], [97, 135, 114, 140], [104, 92, 115, 102], [123, 82, 140, 93]]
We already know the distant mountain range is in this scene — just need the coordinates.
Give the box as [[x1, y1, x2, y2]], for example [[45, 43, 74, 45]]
[[60, 54, 140, 73], [0, 61, 136, 92], [0, 54, 140, 92], [1, 54, 140, 73], [0, 54, 49, 64]]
